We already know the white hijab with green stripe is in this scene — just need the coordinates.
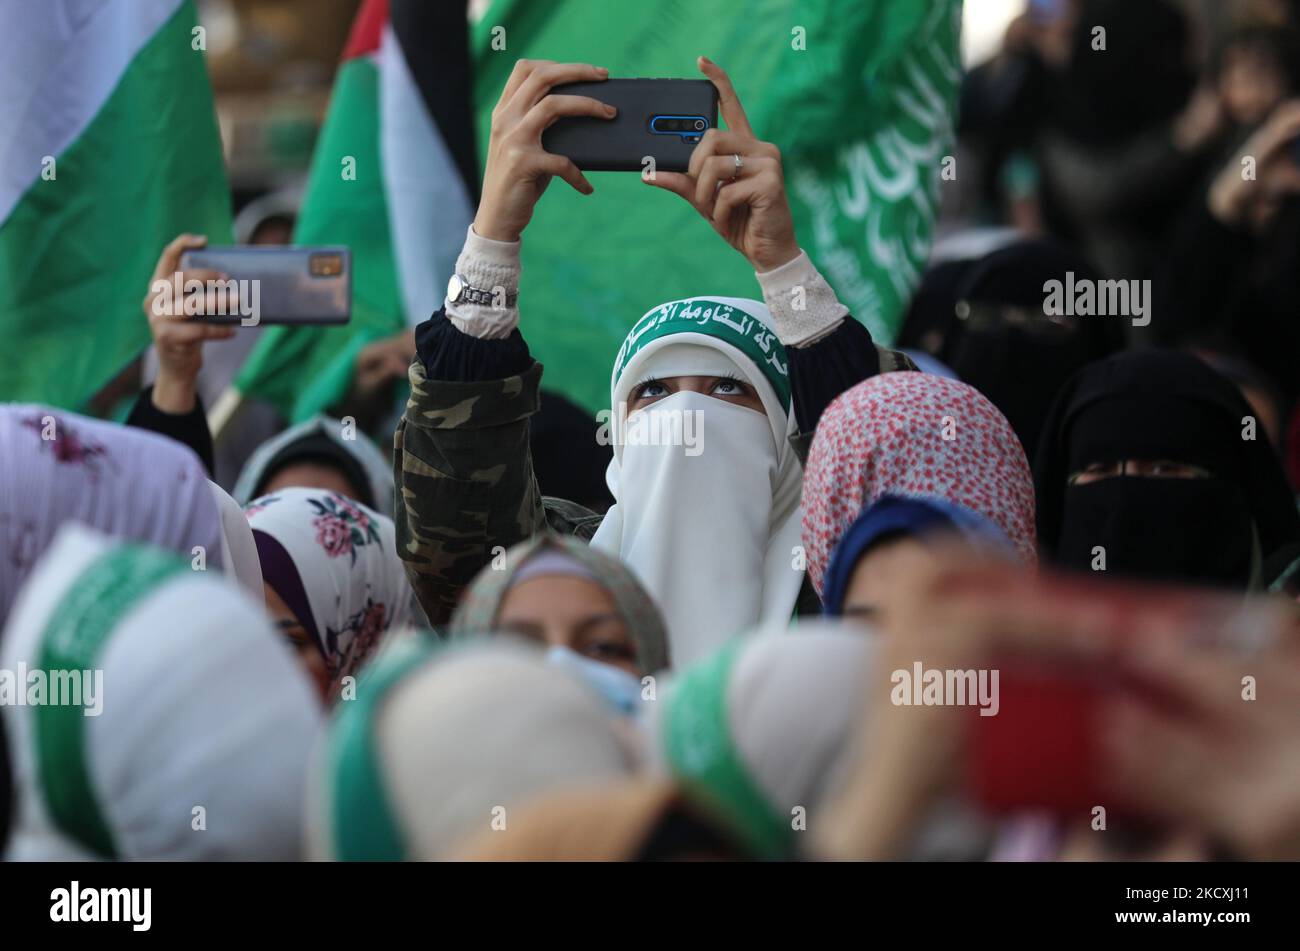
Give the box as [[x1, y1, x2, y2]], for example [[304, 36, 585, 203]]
[[0, 524, 321, 861], [643, 621, 874, 859], [592, 297, 804, 668], [308, 640, 638, 861]]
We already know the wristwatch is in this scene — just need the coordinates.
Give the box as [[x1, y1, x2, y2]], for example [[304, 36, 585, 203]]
[[447, 272, 517, 308]]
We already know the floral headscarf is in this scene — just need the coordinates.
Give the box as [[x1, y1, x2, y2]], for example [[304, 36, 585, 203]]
[[449, 535, 669, 674], [802, 373, 1037, 595], [245, 487, 411, 688]]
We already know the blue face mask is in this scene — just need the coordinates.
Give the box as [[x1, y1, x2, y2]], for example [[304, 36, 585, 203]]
[[545, 645, 645, 717]]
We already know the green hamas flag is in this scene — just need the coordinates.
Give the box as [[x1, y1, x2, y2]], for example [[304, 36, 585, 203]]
[[470, 0, 961, 414]]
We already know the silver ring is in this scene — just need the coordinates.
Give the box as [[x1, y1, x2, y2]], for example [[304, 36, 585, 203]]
[[730, 153, 744, 181]]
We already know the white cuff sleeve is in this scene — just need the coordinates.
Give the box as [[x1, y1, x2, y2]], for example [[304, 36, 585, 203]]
[[755, 249, 848, 348], [445, 225, 522, 340]]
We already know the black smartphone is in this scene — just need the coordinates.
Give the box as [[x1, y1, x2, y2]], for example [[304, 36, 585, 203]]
[[541, 78, 719, 173], [176, 246, 350, 326]]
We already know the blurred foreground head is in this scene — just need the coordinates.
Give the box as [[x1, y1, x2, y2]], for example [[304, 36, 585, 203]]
[[308, 641, 638, 860], [1, 525, 320, 860], [642, 622, 874, 860]]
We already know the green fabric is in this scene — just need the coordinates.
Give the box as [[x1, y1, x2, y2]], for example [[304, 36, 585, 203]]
[[235, 56, 402, 421], [662, 639, 790, 859], [612, 299, 791, 410], [326, 639, 439, 861], [0, 0, 232, 409], [34, 545, 188, 858], [469, 0, 961, 415]]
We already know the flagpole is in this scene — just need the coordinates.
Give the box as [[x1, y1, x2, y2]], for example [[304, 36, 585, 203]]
[[207, 387, 244, 441]]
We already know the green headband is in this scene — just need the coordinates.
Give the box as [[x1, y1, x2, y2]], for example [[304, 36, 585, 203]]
[[662, 640, 791, 860], [327, 638, 441, 861], [612, 299, 791, 410], [35, 544, 189, 859]]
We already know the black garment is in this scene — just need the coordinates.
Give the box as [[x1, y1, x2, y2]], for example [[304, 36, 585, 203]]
[[417, 308, 532, 382], [1034, 350, 1300, 588], [1055, 477, 1255, 588], [1154, 197, 1300, 407], [785, 318, 881, 437], [532, 390, 613, 512], [1034, 0, 1203, 279], [898, 239, 1123, 460], [125, 385, 215, 476], [1047, 0, 1193, 149]]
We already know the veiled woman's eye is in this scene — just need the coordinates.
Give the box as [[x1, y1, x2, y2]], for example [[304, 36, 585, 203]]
[[585, 639, 636, 663], [1068, 462, 1123, 485], [1145, 460, 1208, 479], [634, 380, 669, 400], [711, 379, 741, 395]]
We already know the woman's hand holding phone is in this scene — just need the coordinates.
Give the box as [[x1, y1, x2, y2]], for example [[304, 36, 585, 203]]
[[646, 57, 801, 273], [474, 60, 616, 243], [142, 233, 237, 414]]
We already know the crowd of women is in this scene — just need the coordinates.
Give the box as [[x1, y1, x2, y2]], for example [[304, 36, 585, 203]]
[[2, 0, 1300, 862]]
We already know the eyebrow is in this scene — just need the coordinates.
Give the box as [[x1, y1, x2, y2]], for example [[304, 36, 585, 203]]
[[572, 613, 629, 638], [496, 621, 546, 640]]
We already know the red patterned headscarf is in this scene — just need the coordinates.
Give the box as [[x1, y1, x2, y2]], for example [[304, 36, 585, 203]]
[[802, 373, 1037, 594]]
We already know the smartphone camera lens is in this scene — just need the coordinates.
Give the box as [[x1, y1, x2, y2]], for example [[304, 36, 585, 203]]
[[694, 119, 707, 131]]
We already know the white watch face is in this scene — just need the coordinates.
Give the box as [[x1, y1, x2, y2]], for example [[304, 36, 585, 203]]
[[447, 273, 464, 302]]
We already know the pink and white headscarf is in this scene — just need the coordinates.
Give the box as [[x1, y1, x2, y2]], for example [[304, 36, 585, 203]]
[[245, 487, 411, 688], [802, 374, 1037, 594], [0, 405, 222, 625]]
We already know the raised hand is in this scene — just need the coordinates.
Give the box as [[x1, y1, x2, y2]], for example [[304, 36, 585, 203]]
[[474, 60, 615, 243], [644, 56, 800, 273]]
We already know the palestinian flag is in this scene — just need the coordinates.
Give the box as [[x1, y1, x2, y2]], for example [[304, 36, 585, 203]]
[[234, 0, 477, 423], [0, 0, 232, 409]]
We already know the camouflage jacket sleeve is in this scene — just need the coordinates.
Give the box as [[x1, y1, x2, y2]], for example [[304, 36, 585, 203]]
[[393, 356, 548, 625]]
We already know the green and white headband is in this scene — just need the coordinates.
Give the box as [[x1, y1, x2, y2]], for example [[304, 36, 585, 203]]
[[660, 640, 792, 860], [612, 297, 792, 411]]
